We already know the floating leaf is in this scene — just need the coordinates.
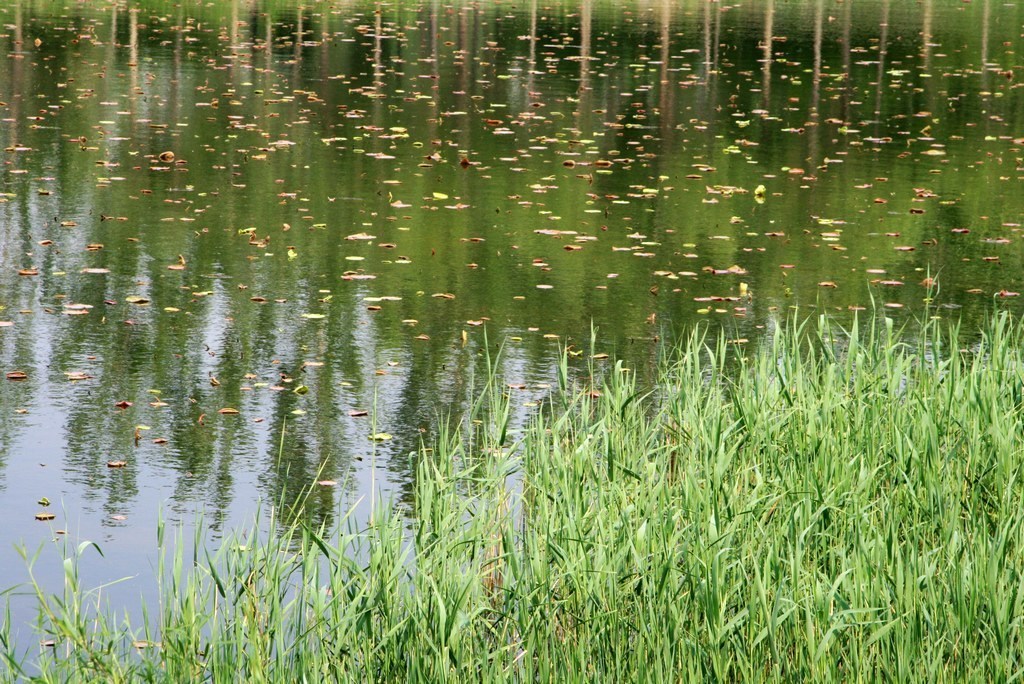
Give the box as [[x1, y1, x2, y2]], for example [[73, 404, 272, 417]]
[[369, 432, 392, 441], [107, 461, 127, 468], [35, 513, 55, 521], [218, 407, 240, 415], [6, 371, 28, 381]]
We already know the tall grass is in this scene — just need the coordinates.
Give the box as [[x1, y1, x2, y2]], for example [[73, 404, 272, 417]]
[[5, 314, 1024, 682]]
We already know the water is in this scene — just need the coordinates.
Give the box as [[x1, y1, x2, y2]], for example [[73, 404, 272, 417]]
[[1, 0, 1023, 638]]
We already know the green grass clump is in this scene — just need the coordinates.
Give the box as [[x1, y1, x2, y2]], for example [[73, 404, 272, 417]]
[[5, 314, 1024, 682]]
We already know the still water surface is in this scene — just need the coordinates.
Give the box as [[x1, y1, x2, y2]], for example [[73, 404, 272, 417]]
[[1, 0, 1024, 630]]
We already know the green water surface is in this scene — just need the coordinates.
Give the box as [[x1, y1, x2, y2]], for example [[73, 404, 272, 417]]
[[0, 0, 1023, 598]]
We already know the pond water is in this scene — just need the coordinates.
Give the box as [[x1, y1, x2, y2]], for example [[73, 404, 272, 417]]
[[1, 0, 1024, 633]]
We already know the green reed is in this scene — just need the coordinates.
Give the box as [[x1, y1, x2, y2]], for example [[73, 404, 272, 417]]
[[5, 313, 1024, 682]]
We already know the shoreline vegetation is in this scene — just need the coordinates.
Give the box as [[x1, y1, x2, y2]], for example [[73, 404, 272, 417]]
[[4, 314, 1024, 681]]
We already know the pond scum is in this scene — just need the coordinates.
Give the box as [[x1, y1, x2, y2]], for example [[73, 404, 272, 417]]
[[4, 314, 1024, 682]]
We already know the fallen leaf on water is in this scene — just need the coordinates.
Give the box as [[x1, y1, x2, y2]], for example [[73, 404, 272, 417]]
[[369, 432, 392, 441], [114, 401, 132, 409], [107, 461, 127, 468], [318, 480, 338, 487], [35, 513, 55, 521], [6, 371, 28, 381], [17, 269, 39, 276], [218, 407, 240, 415], [349, 410, 368, 417]]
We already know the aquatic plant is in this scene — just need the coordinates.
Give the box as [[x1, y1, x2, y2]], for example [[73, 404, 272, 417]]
[[4, 314, 1024, 681]]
